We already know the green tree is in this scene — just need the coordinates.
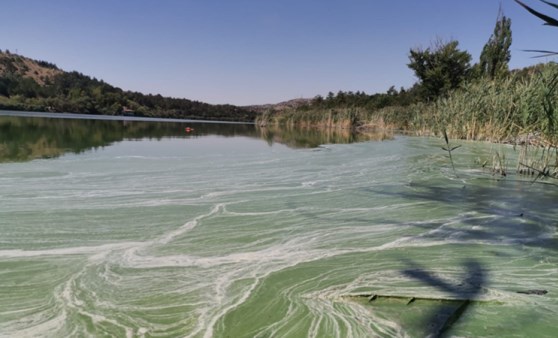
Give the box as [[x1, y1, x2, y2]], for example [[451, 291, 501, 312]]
[[408, 40, 472, 100], [478, 10, 512, 79]]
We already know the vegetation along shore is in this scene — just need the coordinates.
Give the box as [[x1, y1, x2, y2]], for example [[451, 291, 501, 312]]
[[258, 8, 550, 142]]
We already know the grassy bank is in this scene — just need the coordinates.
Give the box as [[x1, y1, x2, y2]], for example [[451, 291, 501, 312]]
[[256, 105, 415, 132]]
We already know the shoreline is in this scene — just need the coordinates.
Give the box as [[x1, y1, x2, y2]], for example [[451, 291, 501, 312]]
[[0, 110, 255, 125]]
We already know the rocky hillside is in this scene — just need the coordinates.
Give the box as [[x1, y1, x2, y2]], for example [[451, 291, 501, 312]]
[[0, 52, 62, 85]]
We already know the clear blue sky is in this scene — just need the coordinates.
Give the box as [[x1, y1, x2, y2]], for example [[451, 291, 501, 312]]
[[1, 0, 556, 105]]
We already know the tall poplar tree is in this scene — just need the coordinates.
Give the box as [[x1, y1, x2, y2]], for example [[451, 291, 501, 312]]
[[478, 9, 512, 79]]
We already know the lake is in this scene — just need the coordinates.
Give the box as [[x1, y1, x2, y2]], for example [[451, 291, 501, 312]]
[[0, 112, 556, 337]]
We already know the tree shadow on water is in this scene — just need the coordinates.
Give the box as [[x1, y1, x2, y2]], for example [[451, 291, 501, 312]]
[[360, 179, 557, 336], [364, 180, 558, 252], [401, 258, 486, 337]]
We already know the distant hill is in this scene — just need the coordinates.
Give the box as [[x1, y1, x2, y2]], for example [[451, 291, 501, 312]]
[[245, 98, 312, 114], [0, 50, 258, 122]]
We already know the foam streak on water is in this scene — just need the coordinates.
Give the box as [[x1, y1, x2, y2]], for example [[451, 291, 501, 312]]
[[1, 136, 557, 337]]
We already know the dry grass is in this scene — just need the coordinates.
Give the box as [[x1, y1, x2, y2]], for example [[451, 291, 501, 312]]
[[0, 52, 62, 84]]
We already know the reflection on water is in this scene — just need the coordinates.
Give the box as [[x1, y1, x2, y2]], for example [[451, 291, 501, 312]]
[[258, 125, 392, 148], [0, 113, 392, 162], [0, 115, 257, 163]]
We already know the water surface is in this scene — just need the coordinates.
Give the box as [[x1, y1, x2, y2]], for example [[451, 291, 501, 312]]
[[0, 113, 556, 337]]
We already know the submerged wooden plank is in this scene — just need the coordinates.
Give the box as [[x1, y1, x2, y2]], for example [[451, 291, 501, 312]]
[[342, 293, 502, 305], [343, 293, 489, 336]]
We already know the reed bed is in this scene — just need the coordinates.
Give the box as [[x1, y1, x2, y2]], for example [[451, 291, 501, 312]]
[[420, 63, 558, 179], [257, 107, 361, 130], [416, 63, 558, 144]]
